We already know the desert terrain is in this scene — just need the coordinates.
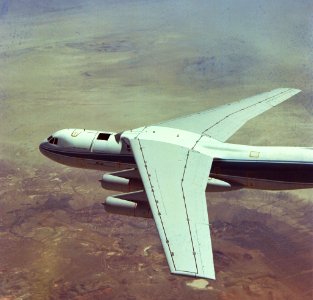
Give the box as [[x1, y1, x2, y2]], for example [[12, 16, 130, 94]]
[[0, 1, 312, 299]]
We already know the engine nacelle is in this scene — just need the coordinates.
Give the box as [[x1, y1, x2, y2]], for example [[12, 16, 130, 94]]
[[100, 174, 143, 192], [104, 196, 152, 218], [206, 177, 239, 192]]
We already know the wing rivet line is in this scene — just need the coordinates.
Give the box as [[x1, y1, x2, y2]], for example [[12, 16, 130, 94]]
[[202, 89, 293, 136], [180, 149, 199, 274], [136, 138, 177, 270]]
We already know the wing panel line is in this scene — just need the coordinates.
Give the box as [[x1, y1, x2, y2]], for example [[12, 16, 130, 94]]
[[136, 138, 177, 269], [202, 88, 293, 136], [181, 149, 199, 274]]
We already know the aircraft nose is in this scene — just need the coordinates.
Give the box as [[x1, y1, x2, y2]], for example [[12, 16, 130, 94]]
[[39, 141, 48, 155], [39, 134, 54, 154]]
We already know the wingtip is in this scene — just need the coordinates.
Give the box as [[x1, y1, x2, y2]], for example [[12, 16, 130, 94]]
[[288, 88, 301, 93], [273, 88, 301, 93], [285, 88, 301, 93], [171, 270, 216, 280], [195, 273, 216, 280]]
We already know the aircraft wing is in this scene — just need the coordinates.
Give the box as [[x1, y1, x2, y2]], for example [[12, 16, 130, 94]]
[[127, 135, 215, 279], [157, 88, 301, 142]]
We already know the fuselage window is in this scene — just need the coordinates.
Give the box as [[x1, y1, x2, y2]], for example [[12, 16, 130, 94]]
[[97, 133, 111, 141]]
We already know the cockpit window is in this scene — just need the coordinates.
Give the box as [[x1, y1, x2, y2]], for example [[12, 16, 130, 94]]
[[47, 135, 53, 141], [48, 137, 58, 145], [97, 133, 111, 141]]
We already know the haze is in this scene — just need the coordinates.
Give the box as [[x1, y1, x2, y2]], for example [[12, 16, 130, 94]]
[[0, 1, 312, 299]]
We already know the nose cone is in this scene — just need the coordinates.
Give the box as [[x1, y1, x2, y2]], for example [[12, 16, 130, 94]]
[[39, 141, 50, 157], [39, 138, 62, 164], [39, 142, 44, 153], [39, 129, 78, 159], [39, 132, 58, 158]]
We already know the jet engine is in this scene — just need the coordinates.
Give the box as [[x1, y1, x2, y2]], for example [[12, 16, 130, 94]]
[[206, 177, 240, 192], [100, 170, 238, 193], [100, 173, 143, 192], [104, 196, 152, 218]]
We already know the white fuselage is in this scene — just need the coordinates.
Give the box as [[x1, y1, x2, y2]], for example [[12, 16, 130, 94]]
[[39, 128, 313, 191]]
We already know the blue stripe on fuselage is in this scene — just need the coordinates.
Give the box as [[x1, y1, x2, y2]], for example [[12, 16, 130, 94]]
[[40, 143, 136, 164], [211, 158, 313, 184], [39, 143, 313, 184]]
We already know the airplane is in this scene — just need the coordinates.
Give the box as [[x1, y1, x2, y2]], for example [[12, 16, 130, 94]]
[[39, 88, 313, 280]]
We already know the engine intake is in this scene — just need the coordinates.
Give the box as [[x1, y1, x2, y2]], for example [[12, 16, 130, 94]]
[[104, 196, 152, 218]]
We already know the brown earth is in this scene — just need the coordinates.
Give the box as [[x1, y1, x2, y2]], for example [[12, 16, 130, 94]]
[[0, 1, 312, 299]]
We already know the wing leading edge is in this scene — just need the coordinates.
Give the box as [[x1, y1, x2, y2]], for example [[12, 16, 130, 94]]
[[157, 88, 301, 142], [127, 132, 215, 279]]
